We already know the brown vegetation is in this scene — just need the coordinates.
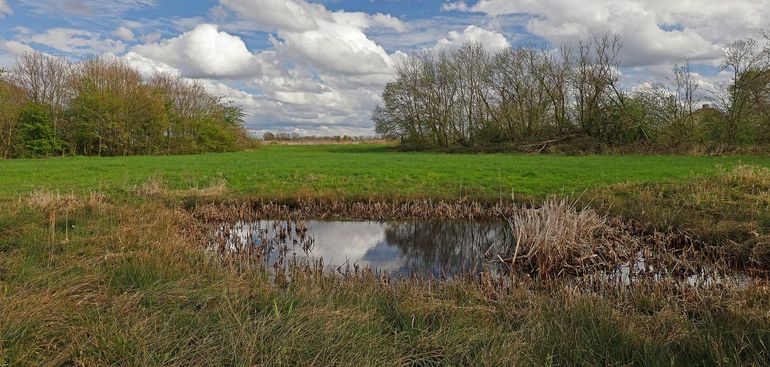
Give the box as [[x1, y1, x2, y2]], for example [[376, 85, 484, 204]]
[[2, 192, 769, 365]]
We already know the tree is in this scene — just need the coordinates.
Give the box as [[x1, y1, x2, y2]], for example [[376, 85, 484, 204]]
[[0, 75, 27, 158], [17, 103, 64, 157], [11, 52, 73, 154], [716, 38, 770, 143]]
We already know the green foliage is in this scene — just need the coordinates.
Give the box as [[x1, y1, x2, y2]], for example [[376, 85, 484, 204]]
[[16, 104, 64, 157], [1, 55, 256, 158]]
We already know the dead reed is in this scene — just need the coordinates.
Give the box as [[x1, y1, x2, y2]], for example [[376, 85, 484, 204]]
[[192, 199, 522, 223], [506, 198, 624, 276]]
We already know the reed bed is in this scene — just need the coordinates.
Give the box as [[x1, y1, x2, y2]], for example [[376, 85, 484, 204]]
[[502, 198, 730, 279]]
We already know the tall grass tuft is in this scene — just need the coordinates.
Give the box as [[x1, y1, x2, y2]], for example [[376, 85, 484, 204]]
[[508, 198, 629, 276]]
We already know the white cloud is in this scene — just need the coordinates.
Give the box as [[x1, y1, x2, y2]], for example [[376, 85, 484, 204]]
[[0, 39, 35, 68], [0, 0, 12, 17], [122, 51, 180, 77], [222, 0, 402, 77], [142, 32, 162, 43], [130, 24, 262, 79], [443, 0, 770, 66], [272, 22, 395, 76], [112, 27, 135, 41], [433, 25, 510, 52], [205, 0, 410, 134], [15, 0, 156, 18], [220, 0, 405, 33], [0, 39, 35, 56], [23, 28, 126, 55]]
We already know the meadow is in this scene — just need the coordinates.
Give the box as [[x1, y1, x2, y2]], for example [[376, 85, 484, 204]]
[[1, 144, 768, 200], [2, 145, 770, 366]]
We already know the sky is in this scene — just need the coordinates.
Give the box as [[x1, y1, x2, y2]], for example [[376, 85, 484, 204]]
[[0, 0, 768, 136]]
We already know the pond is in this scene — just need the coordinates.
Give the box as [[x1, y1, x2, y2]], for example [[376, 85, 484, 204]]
[[208, 218, 757, 285], [209, 219, 512, 277]]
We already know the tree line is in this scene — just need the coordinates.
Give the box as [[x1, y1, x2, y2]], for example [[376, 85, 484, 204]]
[[373, 33, 770, 151], [262, 131, 381, 143], [0, 53, 257, 158]]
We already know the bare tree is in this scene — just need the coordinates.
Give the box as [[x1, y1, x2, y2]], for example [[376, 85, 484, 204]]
[[717, 38, 770, 142], [664, 61, 701, 143], [572, 34, 624, 139], [11, 52, 74, 143], [493, 46, 551, 140]]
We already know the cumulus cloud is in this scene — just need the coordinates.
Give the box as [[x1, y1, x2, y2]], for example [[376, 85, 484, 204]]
[[443, 0, 770, 66], [220, 0, 405, 33], [222, 0, 402, 78], [203, 0, 410, 134], [129, 24, 262, 79], [433, 25, 510, 52], [0, 39, 35, 55], [272, 22, 395, 76]]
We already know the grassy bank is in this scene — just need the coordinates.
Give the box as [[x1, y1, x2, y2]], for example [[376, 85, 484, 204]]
[[1, 144, 769, 200], [1, 197, 769, 366]]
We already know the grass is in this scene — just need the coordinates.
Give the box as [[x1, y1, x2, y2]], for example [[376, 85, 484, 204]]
[[589, 165, 770, 268], [1, 144, 769, 200], [3, 145, 770, 365], [1, 197, 769, 366]]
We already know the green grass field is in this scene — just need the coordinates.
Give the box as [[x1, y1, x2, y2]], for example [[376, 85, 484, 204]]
[[1, 144, 768, 200]]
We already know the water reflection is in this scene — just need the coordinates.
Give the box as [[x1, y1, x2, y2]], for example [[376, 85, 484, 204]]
[[215, 220, 511, 277]]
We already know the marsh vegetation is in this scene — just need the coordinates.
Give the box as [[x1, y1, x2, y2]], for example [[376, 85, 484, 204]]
[[2, 181, 769, 365]]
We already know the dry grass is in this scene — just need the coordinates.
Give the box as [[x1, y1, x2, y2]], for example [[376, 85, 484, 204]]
[[2, 195, 770, 365], [20, 189, 105, 211], [588, 164, 770, 270], [193, 199, 522, 222], [134, 177, 229, 199], [507, 198, 629, 276]]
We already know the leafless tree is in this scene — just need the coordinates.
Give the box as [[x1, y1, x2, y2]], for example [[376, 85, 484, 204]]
[[11, 52, 74, 143], [572, 34, 624, 138], [716, 38, 770, 142]]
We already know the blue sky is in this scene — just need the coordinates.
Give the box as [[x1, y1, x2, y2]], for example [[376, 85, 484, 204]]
[[0, 0, 768, 135]]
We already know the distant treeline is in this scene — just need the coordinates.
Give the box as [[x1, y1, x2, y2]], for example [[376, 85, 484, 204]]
[[0, 53, 257, 158], [373, 33, 770, 152], [261, 132, 382, 142]]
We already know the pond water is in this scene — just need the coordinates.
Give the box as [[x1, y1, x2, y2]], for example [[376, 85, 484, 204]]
[[210, 219, 757, 285], [210, 219, 512, 277]]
